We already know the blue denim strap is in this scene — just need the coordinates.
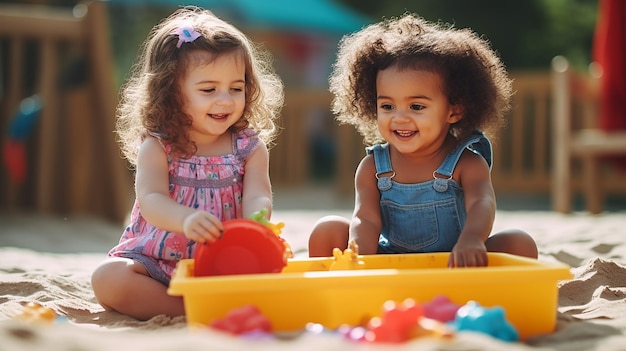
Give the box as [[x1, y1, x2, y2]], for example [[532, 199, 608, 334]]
[[366, 143, 394, 191], [435, 130, 493, 178]]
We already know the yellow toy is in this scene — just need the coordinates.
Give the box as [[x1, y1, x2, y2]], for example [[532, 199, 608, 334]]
[[249, 209, 292, 258], [170, 218, 572, 340], [249, 208, 285, 236], [15, 302, 57, 323], [329, 240, 365, 271]]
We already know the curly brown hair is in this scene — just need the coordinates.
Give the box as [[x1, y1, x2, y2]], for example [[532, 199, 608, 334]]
[[329, 13, 512, 145], [116, 6, 284, 165]]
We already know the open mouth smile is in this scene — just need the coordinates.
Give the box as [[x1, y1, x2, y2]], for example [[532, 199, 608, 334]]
[[209, 113, 230, 120], [394, 130, 417, 137]]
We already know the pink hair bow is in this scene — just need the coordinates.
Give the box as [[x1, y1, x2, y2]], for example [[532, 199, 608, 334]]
[[172, 25, 201, 48]]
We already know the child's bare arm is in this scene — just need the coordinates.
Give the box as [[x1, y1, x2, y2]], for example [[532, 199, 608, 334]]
[[350, 155, 382, 254], [449, 151, 496, 267], [241, 142, 273, 219], [135, 137, 223, 242]]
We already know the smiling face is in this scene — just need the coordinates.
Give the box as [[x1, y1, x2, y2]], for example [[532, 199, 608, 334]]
[[180, 50, 246, 145], [376, 65, 462, 156]]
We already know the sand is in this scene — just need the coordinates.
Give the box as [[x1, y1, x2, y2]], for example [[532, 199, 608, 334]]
[[1, 209, 626, 350]]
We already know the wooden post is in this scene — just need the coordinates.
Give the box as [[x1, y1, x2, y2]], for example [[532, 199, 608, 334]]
[[36, 39, 59, 214], [2, 38, 24, 209], [83, 0, 133, 222], [551, 56, 572, 213]]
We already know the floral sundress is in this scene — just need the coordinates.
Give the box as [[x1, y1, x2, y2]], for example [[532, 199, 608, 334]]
[[108, 129, 260, 284]]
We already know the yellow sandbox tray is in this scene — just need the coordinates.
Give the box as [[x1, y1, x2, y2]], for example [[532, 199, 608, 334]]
[[168, 252, 572, 340]]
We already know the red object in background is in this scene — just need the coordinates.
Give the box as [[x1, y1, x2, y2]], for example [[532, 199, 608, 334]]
[[194, 219, 288, 277], [593, 0, 626, 131], [2, 139, 27, 184], [284, 34, 312, 68]]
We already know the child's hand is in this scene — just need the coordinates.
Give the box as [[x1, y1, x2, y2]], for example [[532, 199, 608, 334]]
[[448, 240, 488, 268], [182, 211, 224, 243]]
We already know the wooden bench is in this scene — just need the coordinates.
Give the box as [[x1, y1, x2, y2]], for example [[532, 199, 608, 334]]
[[551, 55, 626, 214]]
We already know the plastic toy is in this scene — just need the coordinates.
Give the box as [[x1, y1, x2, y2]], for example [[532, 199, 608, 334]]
[[340, 298, 453, 343], [422, 295, 461, 323], [364, 298, 424, 343], [169, 252, 571, 340], [193, 210, 291, 276], [15, 302, 57, 323], [329, 240, 365, 271], [304, 322, 331, 335], [452, 301, 519, 342], [2, 95, 41, 184], [209, 305, 272, 335], [339, 325, 369, 341], [248, 208, 285, 236], [412, 316, 455, 339]]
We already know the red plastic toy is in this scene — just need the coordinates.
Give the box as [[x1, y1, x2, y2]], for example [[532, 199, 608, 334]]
[[341, 298, 455, 343], [365, 299, 424, 343], [194, 217, 289, 277], [209, 305, 272, 335]]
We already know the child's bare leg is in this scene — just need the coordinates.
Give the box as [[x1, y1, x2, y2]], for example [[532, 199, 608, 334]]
[[308, 215, 350, 257], [91, 258, 185, 320], [485, 229, 538, 259]]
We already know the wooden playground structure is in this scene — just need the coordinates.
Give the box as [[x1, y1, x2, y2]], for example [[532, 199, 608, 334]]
[[0, 1, 133, 223], [270, 65, 626, 214], [1, 1, 625, 224]]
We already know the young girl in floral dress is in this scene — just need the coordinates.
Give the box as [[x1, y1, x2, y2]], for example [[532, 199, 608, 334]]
[[92, 6, 283, 320]]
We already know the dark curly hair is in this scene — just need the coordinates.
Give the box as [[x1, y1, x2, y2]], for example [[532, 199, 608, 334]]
[[329, 13, 512, 145], [116, 6, 284, 165]]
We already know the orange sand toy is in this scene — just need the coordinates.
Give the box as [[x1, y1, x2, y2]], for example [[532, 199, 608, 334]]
[[15, 302, 57, 323]]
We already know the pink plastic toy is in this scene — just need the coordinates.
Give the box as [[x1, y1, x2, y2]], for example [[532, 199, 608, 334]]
[[341, 298, 455, 343], [422, 295, 461, 323]]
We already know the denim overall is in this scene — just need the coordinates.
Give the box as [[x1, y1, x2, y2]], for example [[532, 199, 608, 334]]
[[367, 130, 492, 254]]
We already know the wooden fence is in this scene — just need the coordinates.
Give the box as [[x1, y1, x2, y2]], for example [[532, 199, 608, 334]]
[[0, 1, 133, 223], [1, 0, 623, 221], [269, 71, 626, 203]]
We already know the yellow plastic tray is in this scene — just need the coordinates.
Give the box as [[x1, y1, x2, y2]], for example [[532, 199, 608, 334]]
[[168, 252, 572, 340]]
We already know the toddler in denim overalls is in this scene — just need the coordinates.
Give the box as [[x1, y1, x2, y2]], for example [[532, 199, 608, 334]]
[[370, 130, 492, 254], [307, 13, 538, 265]]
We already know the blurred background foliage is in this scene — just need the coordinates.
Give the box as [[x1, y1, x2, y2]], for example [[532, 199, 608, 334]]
[[102, 0, 598, 86], [0, 0, 598, 88], [339, 0, 598, 71], [6, 0, 598, 83], [0, 0, 614, 213], [0, 0, 598, 87]]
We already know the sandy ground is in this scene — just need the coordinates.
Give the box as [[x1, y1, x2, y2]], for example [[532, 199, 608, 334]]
[[1, 187, 626, 350]]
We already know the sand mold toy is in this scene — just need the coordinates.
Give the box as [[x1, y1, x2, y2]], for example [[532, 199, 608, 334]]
[[193, 210, 291, 277]]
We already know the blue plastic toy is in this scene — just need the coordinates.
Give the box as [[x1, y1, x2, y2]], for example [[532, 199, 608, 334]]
[[452, 301, 519, 342]]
